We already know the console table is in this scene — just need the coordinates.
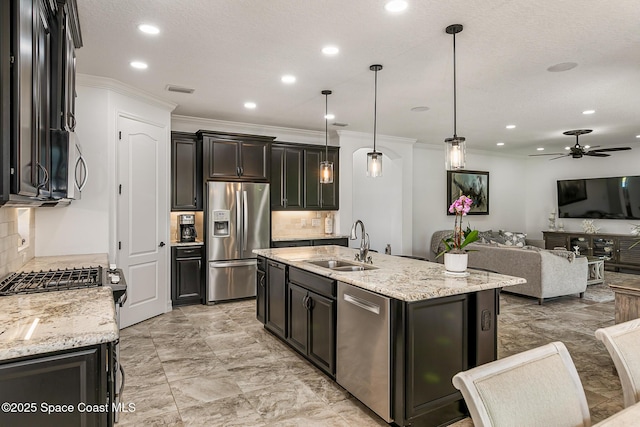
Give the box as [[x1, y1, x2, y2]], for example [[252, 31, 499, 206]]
[[543, 231, 640, 273]]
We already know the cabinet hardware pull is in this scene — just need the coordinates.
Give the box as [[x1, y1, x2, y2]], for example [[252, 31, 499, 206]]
[[159, 242, 166, 247]]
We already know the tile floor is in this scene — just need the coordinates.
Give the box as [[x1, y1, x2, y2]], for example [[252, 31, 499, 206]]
[[117, 272, 638, 426]]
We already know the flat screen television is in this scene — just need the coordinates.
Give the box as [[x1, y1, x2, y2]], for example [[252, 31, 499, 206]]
[[557, 176, 640, 219]]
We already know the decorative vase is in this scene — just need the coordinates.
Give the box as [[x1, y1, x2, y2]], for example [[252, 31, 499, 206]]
[[444, 252, 468, 273]]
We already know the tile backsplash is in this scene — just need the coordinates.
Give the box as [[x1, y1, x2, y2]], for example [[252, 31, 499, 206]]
[[0, 208, 35, 278], [271, 211, 338, 239]]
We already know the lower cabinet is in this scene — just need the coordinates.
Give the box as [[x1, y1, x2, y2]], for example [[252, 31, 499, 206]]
[[265, 260, 287, 339], [286, 279, 336, 376], [171, 246, 204, 306], [256, 256, 266, 324], [0, 344, 111, 427]]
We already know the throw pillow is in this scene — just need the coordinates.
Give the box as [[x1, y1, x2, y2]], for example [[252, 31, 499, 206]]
[[499, 230, 527, 247]]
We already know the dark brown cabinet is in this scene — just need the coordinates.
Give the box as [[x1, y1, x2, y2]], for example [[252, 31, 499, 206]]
[[198, 131, 274, 182], [265, 260, 286, 339], [171, 245, 204, 306], [271, 142, 339, 211], [304, 147, 339, 210], [171, 132, 202, 211], [543, 231, 640, 272], [256, 256, 267, 324], [1, 0, 81, 205], [286, 267, 336, 376], [270, 145, 303, 209], [0, 344, 110, 427]]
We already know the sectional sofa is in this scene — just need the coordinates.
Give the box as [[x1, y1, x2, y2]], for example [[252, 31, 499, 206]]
[[430, 230, 588, 304]]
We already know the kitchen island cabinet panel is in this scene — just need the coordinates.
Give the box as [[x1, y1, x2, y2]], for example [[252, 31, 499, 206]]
[[265, 260, 287, 339]]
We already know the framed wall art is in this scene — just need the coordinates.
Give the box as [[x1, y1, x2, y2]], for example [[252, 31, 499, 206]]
[[447, 170, 489, 215]]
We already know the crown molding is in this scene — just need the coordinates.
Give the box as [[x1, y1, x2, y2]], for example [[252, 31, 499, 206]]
[[76, 74, 178, 111], [336, 130, 417, 146], [171, 114, 327, 145]]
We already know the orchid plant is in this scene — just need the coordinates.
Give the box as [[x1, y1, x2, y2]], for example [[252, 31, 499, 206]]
[[437, 195, 479, 257]]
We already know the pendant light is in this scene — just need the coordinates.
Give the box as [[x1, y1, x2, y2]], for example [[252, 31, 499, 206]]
[[320, 90, 334, 184], [367, 64, 383, 177], [444, 24, 466, 170]]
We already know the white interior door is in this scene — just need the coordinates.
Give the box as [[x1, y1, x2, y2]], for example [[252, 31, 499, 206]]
[[117, 115, 168, 328]]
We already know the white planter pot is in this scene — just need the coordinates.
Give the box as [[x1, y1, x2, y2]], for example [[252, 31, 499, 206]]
[[444, 252, 468, 273]]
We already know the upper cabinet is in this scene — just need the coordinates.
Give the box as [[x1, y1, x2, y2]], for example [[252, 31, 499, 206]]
[[271, 142, 339, 211], [171, 132, 202, 211], [0, 0, 82, 206], [197, 131, 275, 182]]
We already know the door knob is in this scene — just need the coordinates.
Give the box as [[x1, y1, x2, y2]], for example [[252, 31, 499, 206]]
[[159, 242, 166, 247]]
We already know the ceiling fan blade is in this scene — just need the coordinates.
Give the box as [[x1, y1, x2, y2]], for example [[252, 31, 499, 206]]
[[584, 152, 610, 157], [588, 147, 632, 153], [549, 155, 570, 160], [528, 153, 565, 157]]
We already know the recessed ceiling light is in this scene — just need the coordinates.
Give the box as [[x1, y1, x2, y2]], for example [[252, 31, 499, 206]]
[[547, 62, 578, 72], [244, 102, 257, 109], [496, 142, 504, 146], [410, 106, 430, 112], [385, 0, 408, 13], [636, 135, 640, 139], [582, 110, 595, 115], [584, 145, 591, 149], [130, 61, 148, 69], [506, 124, 516, 129], [281, 75, 296, 84], [537, 147, 544, 151], [324, 113, 335, 120], [138, 24, 160, 35], [565, 146, 571, 150], [322, 46, 339, 55]]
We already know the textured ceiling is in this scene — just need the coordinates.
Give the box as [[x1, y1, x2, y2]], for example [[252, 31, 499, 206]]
[[76, 0, 640, 155]]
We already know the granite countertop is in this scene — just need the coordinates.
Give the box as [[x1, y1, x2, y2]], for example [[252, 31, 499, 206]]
[[254, 246, 527, 302], [18, 253, 110, 272], [271, 235, 350, 242], [0, 287, 118, 362], [171, 240, 205, 247]]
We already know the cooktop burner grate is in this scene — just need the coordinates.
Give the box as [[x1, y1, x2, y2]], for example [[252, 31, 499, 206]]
[[0, 266, 103, 295]]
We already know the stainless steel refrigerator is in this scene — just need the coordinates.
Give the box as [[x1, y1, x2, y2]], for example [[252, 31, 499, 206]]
[[206, 181, 270, 303]]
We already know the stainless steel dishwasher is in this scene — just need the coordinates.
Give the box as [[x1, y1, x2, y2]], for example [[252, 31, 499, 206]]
[[337, 281, 392, 423]]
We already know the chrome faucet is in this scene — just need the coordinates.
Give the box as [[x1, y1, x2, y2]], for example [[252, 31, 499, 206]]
[[350, 220, 372, 264]]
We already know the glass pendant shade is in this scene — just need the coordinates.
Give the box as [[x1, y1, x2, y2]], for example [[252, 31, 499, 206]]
[[445, 137, 466, 170], [320, 90, 334, 184], [320, 160, 333, 184], [367, 151, 383, 177]]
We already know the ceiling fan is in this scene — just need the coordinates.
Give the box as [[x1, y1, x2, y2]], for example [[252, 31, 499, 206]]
[[529, 129, 632, 160]]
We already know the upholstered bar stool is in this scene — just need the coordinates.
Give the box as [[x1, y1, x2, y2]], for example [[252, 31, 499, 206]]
[[452, 342, 591, 427], [595, 319, 640, 408]]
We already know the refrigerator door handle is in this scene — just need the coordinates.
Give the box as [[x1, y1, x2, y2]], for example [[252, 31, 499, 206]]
[[243, 191, 249, 252], [210, 259, 257, 268], [236, 190, 242, 253]]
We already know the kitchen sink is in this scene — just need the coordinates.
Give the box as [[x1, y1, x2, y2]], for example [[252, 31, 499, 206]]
[[305, 259, 378, 271]]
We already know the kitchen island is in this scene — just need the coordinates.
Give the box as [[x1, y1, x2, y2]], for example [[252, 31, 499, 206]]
[[254, 246, 526, 427]]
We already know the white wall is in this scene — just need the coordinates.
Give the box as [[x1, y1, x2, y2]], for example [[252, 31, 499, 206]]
[[412, 145, 528, 259], [352, 148, 403, 254], [524, 150, 640, 240], [337, 131, 415, 255], [35, 75, 175, 259]]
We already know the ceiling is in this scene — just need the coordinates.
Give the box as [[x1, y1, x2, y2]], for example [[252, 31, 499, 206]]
[[76, 0, 640, 156]]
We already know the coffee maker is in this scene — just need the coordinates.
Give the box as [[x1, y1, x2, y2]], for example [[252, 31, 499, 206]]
[[178, 214, 197, 242]]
